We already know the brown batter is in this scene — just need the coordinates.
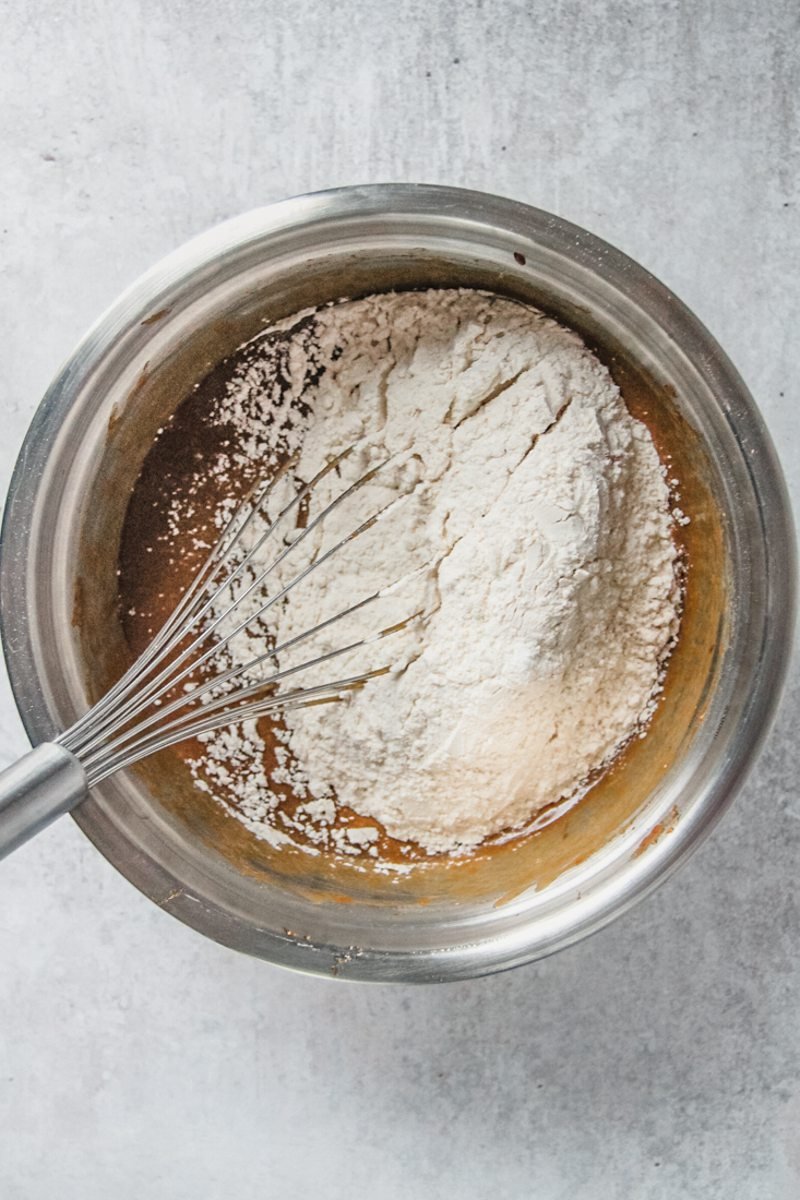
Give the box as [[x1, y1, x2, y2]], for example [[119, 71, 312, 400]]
[[102, 275, 732, 909], [117, 300, 691, 872]]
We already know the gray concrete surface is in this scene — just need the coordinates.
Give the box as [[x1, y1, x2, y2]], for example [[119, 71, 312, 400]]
[[0, 1, 798, 1196]]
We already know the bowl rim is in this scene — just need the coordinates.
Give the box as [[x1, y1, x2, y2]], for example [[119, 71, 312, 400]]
[[1, 182, 795, 981]]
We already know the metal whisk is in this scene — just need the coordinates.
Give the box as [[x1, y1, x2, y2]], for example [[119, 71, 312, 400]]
[[0, 443, 416, 860]]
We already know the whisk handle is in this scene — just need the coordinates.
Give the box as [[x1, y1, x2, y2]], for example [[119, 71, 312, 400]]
[[0, 743, 88, 860]]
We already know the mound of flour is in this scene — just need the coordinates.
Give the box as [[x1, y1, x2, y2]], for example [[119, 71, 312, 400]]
[[199, 289, 681, 857]]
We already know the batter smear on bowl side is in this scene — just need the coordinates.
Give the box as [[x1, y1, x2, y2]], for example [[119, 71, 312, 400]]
[[121, 290, 684, 864]]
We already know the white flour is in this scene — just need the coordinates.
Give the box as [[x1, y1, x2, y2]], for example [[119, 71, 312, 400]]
[[191, 289, 682, 858]]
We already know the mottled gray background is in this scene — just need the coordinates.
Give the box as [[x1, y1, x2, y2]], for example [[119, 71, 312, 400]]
[[0, 1, 798, 1197]]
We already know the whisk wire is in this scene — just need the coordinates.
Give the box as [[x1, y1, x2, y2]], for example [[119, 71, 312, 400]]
[[60, 459, 293, 744], [60, 438, 420, 787], [81, 601, 418, 777], [63, 445, 392, 759], [86, 668, 390, 786]]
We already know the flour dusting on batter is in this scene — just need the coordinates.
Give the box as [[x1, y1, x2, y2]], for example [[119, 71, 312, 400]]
[[186, 290, 682, 859]]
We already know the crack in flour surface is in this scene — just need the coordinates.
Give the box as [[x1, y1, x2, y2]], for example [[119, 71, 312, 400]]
[[188, 289, 682, 860]]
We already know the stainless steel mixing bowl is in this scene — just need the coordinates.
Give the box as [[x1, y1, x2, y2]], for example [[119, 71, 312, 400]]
[[0, 184, 794, 981]]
